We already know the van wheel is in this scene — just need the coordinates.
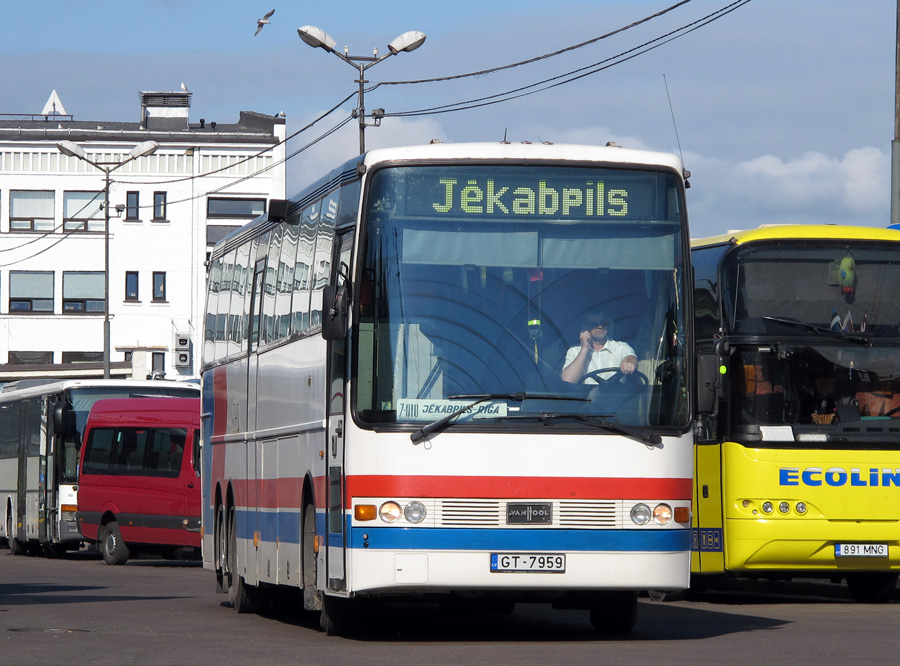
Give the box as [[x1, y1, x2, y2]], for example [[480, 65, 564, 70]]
[[100, 521, 130, 565]]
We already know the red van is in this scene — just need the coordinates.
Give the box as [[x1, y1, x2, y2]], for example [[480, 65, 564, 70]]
[[77, 397, 201, 565]]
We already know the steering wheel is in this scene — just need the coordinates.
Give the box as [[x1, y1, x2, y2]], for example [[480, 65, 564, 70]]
[[579, 366, 649, 388]]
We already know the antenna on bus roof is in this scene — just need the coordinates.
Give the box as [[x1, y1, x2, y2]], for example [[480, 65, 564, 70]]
[[663, 74, 690, 188]]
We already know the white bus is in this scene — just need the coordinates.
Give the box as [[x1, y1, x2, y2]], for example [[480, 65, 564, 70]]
[[201, 142, 696, 635], [0, 378, 200, 556]]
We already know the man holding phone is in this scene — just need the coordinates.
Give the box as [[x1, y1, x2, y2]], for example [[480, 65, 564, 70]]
[[561, 312, 638, 384]]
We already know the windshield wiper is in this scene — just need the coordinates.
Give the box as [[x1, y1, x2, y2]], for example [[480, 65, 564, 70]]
[[409, 392, 589, 444], [520, 413, 662, 448], [760, 316, 872, 347]]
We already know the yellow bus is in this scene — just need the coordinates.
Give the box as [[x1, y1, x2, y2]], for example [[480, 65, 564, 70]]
[[691, 225, 900, 602]]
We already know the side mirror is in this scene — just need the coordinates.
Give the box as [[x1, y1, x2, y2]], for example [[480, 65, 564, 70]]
[[696, 353, 722, 415], [52, 401, 76, 439], [322, 284, 349, 341]]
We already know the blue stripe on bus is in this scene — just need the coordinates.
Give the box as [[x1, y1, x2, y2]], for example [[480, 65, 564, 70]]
[[349, 526, 690, 552], [231, 508, 690, 552]]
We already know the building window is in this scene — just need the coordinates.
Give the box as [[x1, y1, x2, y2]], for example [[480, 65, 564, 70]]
[[153, 272, 167, 302], [207, 224, 239, 246], [125, 272, 139, 301], [63, 191, 104, 232], [10, 190, 55, 231], [152, 352, 165, 373], [126, 192, 140, 220], [153, 192, 167, 220], [8, 351, 53, 364], [9, 271, 54, 312], [63, 271, 105, 313], [61, 351, 103, 363], [207, 197, 266, 219]]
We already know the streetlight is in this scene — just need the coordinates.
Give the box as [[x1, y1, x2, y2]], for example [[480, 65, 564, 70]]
[[56, 139, 159, 378], [297, 25, 426, 154]]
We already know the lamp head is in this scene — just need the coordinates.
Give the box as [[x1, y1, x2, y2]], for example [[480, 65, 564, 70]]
[[129, 140, 159, 159], [57, 140, 87, 160], [298, 25, 337, 51], [387, 30, 426, 55]]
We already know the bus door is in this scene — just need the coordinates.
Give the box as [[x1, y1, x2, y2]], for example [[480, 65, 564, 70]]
[[37, 399, 51, 544], [694, 436, 726, 573], [325, 231, 353, 591]]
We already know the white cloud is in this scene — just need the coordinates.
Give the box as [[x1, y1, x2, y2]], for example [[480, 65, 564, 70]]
[[686, 147, 890, 237]]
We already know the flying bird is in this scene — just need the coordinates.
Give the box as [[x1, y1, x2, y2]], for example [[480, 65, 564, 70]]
[[255, 9, 275, 36]]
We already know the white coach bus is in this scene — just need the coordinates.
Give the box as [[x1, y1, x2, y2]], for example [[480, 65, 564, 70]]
[[201, 141, 696, 635]]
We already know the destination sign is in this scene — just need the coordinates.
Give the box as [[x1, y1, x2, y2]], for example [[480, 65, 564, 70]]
[[373, 166, 675, 222], [396, 399, 509, 424]]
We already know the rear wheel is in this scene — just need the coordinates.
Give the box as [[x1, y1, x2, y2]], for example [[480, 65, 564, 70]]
[[846, 573, 898, 603], [227, 507, 254, 613], [302, 503, 321, 612], [589, 591, 638, 635], [100, 521, 130, 565]]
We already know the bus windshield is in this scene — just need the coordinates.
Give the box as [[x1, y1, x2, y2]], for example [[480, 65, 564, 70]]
[[722, 241, 900, 338], [356, 163, 689, 430]]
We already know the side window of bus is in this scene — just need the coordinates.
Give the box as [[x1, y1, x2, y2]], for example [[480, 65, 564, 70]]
[[238, 239, 258, 352], [204, 257, 223, 364], [276, 221, 298, 340], [262, 226, 283, 345], [310, 192, 338, 328], [83, 428, 116, 473], [293, 201, 319, 336]]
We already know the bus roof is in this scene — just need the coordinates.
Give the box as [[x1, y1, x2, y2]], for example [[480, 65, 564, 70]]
[[691, 224, 900, 249], [0, 378, 200, 403]]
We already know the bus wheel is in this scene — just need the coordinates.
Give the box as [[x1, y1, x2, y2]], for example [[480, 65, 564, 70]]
[[846, 573, 898, 603], [302, 503, 321, 612], [215, 505, 229, 594], [7, 511, 23, 556], [320, 594, 365, 637], [227, 507, 254, 613], [589, 591, 638, 635], [100, 521, 130, 565]]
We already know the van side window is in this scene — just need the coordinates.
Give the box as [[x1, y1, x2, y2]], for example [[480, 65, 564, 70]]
[[83, 428, 116, 473], [149, 428, 186, 476]]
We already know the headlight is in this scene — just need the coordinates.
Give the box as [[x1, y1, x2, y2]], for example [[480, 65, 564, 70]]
[[404, 501, 427, 524], [653, 503, 672, 525], [761, 501, 774, 514], [795, 502, 807, 514], [630, 503, 651, 525], [778, 501, 790, 514], [379, 501, 402, 523]]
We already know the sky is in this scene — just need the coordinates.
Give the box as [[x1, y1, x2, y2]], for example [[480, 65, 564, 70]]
[[0, 0, 896, 237]]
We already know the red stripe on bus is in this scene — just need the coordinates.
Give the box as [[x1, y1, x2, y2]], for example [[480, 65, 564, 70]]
[[346, 475, 692, 501]]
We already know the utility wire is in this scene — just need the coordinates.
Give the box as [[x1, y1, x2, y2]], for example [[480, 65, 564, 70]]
[[372, 0, 694, 89], [386, 0, 751, 118]]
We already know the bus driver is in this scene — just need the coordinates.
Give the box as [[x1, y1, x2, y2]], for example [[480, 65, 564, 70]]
[[561, 312, 638, 384]]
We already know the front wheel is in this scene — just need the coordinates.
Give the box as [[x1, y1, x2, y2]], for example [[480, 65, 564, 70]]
[[589, 591, 638, 635], [100, 521, 130, 565]]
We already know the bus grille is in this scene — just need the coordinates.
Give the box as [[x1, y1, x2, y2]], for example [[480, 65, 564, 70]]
[[437, 499, 620, 528]]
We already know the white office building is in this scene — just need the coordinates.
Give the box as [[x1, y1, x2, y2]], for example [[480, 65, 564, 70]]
[[0, 90, 286, 382]]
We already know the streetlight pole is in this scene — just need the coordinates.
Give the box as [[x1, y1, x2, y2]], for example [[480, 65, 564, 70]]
[[297, 25, 426, 154], [56, 140, 158, 378]]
